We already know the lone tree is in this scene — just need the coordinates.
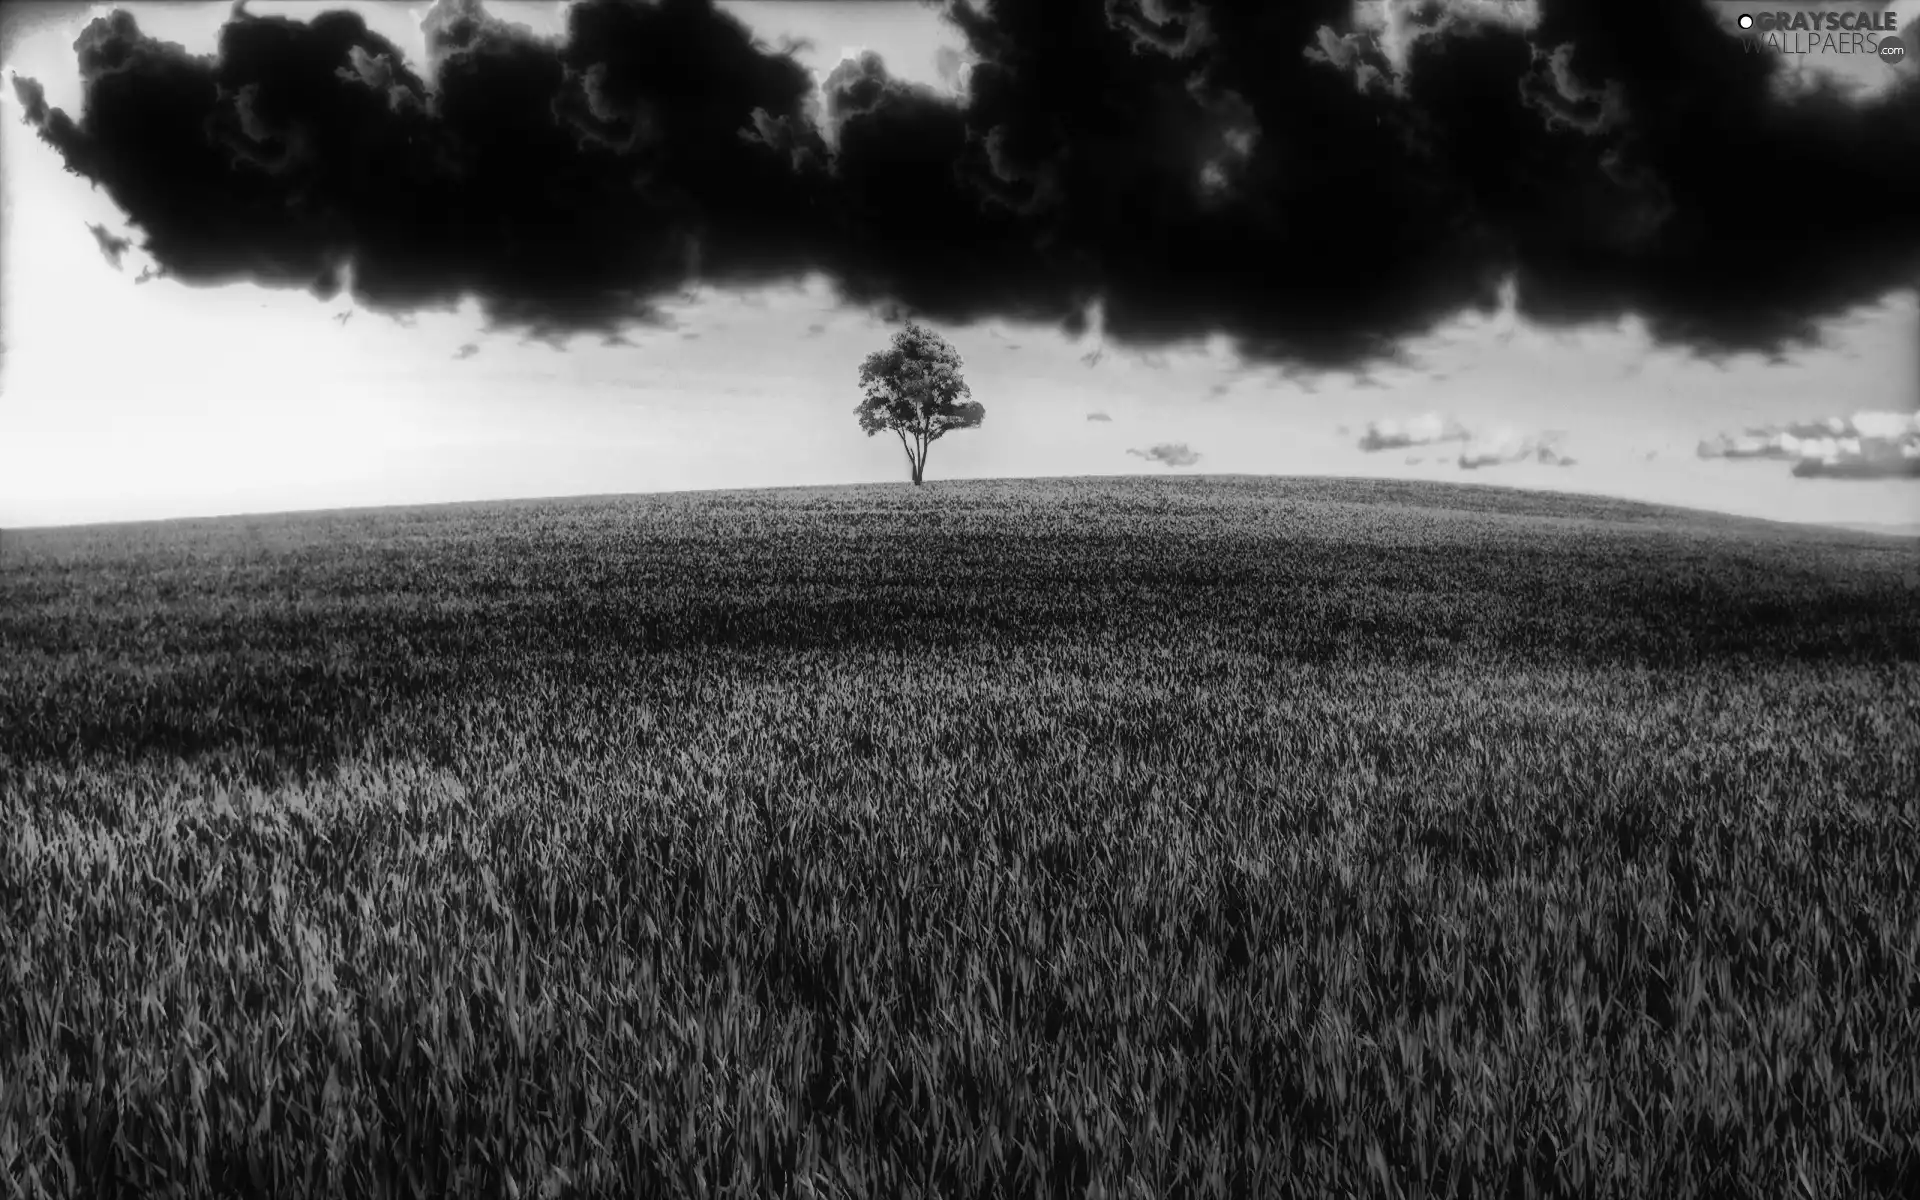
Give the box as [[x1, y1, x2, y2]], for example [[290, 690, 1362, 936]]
[[854, 322, 984, 485]]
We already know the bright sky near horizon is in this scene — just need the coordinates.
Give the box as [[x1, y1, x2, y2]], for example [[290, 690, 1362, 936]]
[[1, 0, 1916, 529]]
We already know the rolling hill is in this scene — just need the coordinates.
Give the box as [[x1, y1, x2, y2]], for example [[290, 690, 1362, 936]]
[[4, 475, 1917, 1198]]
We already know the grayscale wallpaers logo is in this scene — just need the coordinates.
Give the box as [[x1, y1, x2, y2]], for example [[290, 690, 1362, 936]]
[[1734, 10, 1908, 64]]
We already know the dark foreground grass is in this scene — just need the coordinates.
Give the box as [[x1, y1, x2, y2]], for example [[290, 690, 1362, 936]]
[[3, 475, 1918, 1199]]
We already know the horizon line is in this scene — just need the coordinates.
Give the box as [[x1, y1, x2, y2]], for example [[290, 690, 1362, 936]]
[[5, 472, 1910, 538]]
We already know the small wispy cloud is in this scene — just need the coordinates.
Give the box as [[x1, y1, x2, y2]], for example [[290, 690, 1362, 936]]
[[453, 343, 479, 360], [1356, 412, 1469, 452], [934, 44, 971, 92], [1699, 410, 1920, 481], [1087, 411, 1113, 422], [1128, 443, 1202, 467], [1355, 412, 1575, 470], [1275, 365, 1320, 396], [1698, 417, 1853, 460], [86, 223, 131, 270], [804, 323, 827, 337], [1793, 454, 1920, 480], [1458, 430, 1575, 470]]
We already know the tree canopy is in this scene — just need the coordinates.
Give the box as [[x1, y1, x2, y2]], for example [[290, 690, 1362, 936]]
[[854, 323, 984, 485]]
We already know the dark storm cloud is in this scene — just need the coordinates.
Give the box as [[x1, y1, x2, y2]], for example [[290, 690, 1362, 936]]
[[1128, 442, 1201, 467], [10, 72, 49, 123], [12, 0, 1919, 373], [86, 222, 131, 270], [12, 0, 828, 342]]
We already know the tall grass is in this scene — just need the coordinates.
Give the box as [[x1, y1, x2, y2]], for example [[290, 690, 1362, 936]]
[[3, 476, 1917, 1198]]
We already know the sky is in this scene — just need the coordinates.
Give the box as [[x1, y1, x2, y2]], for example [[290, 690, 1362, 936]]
[[1, 0, 1916, 530]]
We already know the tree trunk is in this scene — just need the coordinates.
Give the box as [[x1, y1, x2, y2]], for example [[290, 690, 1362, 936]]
[[895, 430, 918, 483]]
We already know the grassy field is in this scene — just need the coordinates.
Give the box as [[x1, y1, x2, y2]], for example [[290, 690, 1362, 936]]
[[3, 474, 1918, 1199]]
